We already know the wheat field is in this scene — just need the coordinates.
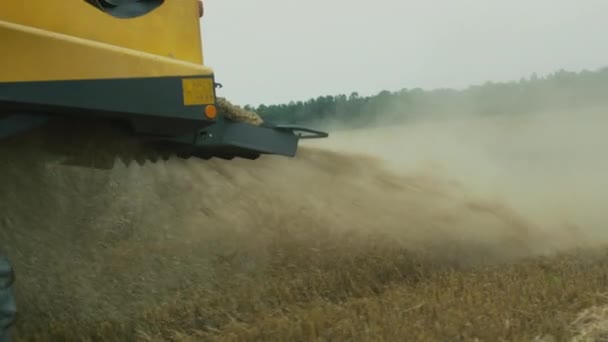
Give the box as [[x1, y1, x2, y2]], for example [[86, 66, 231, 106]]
[[2, 108, 608, 341]]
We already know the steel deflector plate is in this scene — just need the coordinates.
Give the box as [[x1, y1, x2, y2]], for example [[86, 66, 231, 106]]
[[196, 121, 298, 157]]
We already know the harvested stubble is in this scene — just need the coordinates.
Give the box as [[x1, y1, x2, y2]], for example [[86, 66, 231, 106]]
[[2, 127, 608, 341], [16, 240, 608, 342]]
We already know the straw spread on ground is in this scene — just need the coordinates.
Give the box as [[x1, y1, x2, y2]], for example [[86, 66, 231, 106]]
[[3, 107, 608, 341]]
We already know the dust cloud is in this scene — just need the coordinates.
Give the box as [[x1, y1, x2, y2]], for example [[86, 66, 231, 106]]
[[307, 106, 608, 247], [1, 104, 607, 330]]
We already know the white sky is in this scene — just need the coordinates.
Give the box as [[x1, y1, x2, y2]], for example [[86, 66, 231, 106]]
[[200, 0, 608, 106]]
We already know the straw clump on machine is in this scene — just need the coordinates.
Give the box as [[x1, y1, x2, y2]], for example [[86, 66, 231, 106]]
[[217, 97, 264, 126]]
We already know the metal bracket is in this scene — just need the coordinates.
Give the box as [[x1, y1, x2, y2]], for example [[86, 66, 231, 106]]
[[270, 124, 329, 139], [153, 118, 329, 160]]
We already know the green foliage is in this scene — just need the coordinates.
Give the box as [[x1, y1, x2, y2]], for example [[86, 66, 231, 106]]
[[252, 67, 608, 128]]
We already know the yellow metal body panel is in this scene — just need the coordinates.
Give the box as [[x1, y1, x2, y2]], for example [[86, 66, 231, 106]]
[[0, 0, 203, 63], [0, 0, 213, 82]]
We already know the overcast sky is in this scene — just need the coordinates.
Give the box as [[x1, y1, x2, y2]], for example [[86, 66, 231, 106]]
[[200, 0, 608, 106]]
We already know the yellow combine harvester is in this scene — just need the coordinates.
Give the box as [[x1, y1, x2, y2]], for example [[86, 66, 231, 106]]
[[0, 1, 327, 340]]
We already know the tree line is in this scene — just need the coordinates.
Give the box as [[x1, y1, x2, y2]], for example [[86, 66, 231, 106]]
[[245, 67, 608, 129]]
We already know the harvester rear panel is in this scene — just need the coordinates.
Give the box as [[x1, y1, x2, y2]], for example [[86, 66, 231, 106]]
[[0, 1, 327, 340]]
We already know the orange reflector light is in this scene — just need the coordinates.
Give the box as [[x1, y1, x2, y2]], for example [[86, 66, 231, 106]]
[[205, 105, 217, 119]]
